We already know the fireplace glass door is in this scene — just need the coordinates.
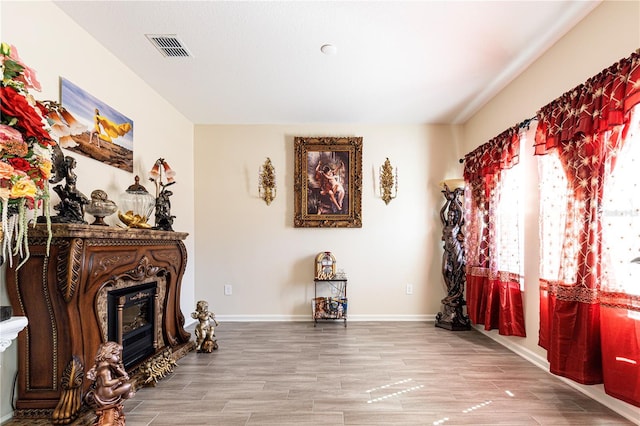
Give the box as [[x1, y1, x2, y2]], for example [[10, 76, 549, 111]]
[[108, 283, 157, 369]]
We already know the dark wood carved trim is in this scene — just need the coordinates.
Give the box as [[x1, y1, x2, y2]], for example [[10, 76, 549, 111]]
[[26, 253, 59, 392], [56, 239, 83, 303], [103, 255, 167, 287], [91, 253, 135, 278], [51, 356, 84, 424]]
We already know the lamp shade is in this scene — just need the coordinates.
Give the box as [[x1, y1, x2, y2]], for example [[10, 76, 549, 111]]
[[439, 178, 465, 190]]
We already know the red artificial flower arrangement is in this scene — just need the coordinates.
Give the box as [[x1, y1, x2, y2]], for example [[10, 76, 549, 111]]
[[0, 42, 56, 265]]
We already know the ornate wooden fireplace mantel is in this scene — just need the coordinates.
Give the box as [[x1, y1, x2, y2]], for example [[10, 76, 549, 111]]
[[6, 224, 194, 423]]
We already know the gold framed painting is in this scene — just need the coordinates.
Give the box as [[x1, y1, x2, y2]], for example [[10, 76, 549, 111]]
[[294, 136, 362, 228]]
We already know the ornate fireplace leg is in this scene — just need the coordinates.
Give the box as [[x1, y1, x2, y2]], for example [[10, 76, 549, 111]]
[[52, 356, 84, 425], [435, 182, 471, 331]]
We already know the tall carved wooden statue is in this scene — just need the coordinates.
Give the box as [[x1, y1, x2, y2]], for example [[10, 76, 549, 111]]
[[435, 183, 471, 331]]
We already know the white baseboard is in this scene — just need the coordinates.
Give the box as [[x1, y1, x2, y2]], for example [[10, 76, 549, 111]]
[[213, 314, 436, 322]]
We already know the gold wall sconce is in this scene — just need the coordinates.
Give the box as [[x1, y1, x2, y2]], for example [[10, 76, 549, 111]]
[[379, 157, 398, 204], [258, 157, 276, 205]]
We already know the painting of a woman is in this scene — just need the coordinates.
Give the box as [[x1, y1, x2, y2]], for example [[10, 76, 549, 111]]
[[294, 136, 362, 228], [307, 151, 349, 215]]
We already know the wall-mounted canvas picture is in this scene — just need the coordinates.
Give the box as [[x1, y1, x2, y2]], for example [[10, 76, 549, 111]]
[[294, 136, 362, 228], [57, 77, 133, 172]]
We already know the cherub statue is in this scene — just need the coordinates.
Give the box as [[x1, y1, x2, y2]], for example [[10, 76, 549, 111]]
[[84, 341, 135, 426], [191, 300, 219, 352]]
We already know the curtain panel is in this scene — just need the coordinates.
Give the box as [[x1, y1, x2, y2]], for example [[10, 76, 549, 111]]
[[535, 51, 640, 405], [599, 111, 640, 407], [463, 127, 526, 337]]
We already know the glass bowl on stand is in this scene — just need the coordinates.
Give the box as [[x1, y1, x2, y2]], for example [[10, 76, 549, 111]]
[[85, 189, 118, 226]]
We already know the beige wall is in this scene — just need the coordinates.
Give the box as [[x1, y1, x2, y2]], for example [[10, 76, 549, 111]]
[[460, 0, 640, 421], [0, 1, 195, 421], [0, 0, 638, 422], [194, 124, 462, 319]]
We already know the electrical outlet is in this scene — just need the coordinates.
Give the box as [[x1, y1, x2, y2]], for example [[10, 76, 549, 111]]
[[224, 284, 232, 296], [406, 284, 413, 295]]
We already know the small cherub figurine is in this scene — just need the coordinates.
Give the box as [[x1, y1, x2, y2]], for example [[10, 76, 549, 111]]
[[191, 300, 219, 352], [84, 342, 135, 426]]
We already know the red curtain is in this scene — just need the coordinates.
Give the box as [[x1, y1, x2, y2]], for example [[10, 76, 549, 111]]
[[535, 51, 640, 403], [463, 127, 526, 337], [600, 291, 640, 407]]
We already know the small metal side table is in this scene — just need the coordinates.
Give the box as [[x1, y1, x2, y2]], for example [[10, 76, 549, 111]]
[[312, 279, 347, 327]]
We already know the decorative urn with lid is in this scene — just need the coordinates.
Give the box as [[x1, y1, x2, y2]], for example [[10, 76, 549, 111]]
[[118, 176, 155, 228]]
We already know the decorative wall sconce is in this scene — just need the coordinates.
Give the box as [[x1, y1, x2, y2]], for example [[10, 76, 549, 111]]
[[379, 157, 398, 204], [259, 157, 276, 205]]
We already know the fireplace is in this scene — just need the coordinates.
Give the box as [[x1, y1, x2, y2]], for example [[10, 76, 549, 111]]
[[6, 224, 194, 422], [108, 283, 157, 369]]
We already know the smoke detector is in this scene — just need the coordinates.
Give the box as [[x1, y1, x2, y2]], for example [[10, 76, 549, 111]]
[[146, 34, 192, 58], [320, 44, 337, 55]]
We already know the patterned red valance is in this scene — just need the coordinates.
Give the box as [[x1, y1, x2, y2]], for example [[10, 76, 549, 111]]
[[463, 126, 520, 182], [535, 51, 640, 155]]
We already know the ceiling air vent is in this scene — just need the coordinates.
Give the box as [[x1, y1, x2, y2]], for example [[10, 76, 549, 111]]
[[146, 34, 192, 58]]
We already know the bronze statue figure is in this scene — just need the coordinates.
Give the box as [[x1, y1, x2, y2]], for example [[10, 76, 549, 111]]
[[46, 144, 89, 223], [84, 342, 135, 426], [191, 300, 219, 352], [153, 185, 175, 231], [149, 157, 177, 231], [435, 184, 471, 331]]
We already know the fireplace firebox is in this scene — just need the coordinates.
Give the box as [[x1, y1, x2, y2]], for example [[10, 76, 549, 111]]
[[108, 283, 157, 369]]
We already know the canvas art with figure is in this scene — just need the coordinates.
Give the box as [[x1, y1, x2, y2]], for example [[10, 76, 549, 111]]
[[54, 77, 134, 172], [294, 136, 362, 228], [306, 150, 350, 215]]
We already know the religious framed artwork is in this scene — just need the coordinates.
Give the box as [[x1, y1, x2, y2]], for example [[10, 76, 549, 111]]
[[57, 77, 134, 172], [294, 136, 362, 228]]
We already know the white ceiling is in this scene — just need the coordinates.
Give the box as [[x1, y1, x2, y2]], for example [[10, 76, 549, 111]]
[[53, 1, 600, 125]]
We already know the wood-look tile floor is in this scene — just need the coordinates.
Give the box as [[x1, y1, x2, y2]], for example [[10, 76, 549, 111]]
[[120, 321, 634, 426]]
